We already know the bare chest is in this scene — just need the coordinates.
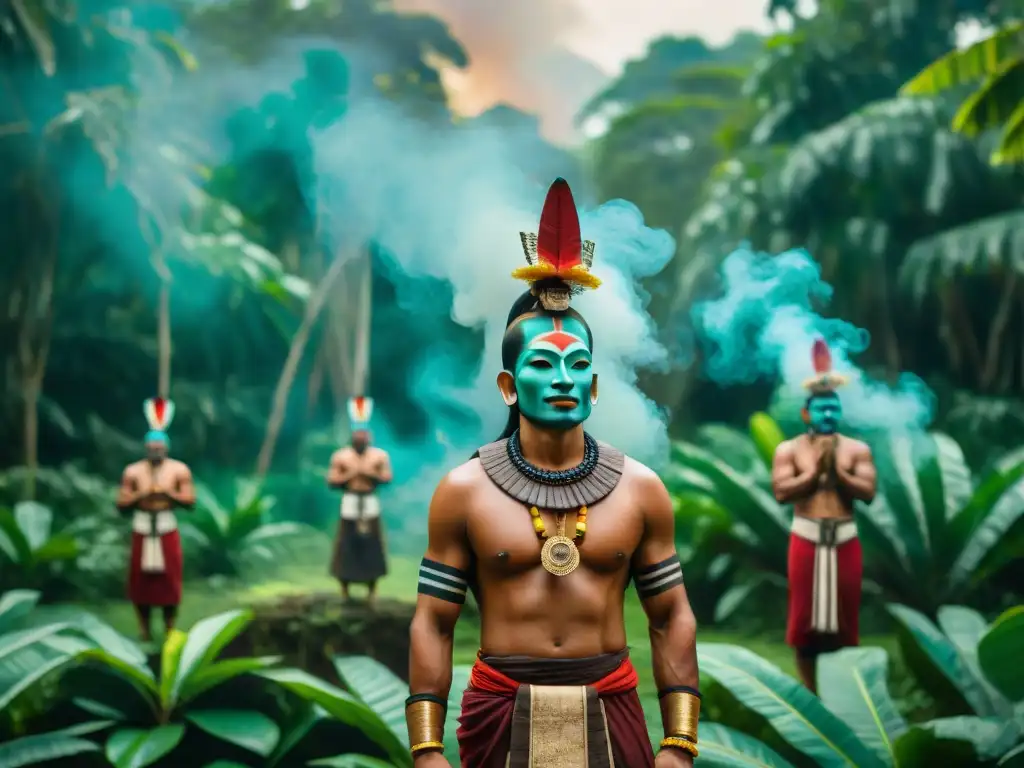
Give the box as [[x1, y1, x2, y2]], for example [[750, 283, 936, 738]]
[[128, 462, 180, 492], [467, 483, 642, 579], [793, 436, 856, 473], [339, 450, 381, 474]]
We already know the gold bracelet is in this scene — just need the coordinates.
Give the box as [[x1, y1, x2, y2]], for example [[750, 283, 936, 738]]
[[660, 736, 698, 758], [660, 691, 700, 742], [406, 698, 445, 750], [411, 740, 445, 755]]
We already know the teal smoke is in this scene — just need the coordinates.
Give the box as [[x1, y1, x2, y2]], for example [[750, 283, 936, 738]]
[[692, 246, 935, 434]]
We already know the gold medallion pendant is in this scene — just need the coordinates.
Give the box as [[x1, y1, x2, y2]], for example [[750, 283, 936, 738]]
[[541, 534, 580, 576]]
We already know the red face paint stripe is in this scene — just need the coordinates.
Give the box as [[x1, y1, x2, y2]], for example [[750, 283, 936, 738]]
[[534, 331, 583, 351]]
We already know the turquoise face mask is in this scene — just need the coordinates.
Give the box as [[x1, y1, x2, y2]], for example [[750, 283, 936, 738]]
[[806, 393, 842, 434], [511, 314, 594, 430]]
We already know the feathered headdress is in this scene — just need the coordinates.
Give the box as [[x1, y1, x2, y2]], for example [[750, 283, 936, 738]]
[[802, 339, 848, 394], [347, 396, 373, 428], [143, 397, 175, 440], [512, 178, 601, 311]]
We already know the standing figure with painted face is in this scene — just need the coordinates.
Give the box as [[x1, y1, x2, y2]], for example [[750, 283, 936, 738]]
[[771, 340, 877, 693], [328, 396, 392, 606], [406, 179, 700, 768], [116, 398, 196, 642]]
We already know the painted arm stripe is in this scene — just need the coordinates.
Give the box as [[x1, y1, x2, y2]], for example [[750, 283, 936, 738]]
[[635, 554, 681, 577], [636, 571, 684, 599], [420, 565, 468, 588], [421, 558, 470, 583], [635, 561, 680, 584], [418, 579, 467, 604]]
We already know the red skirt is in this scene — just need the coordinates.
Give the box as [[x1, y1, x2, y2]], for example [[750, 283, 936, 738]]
[[127, 530, 183, 606], [457, 655, 654, 767], [786, 532, 862, 650]]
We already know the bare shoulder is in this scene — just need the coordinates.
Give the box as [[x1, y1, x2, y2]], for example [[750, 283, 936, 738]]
[[428, 458, 486, 524], [622, 455, 662, 488], [440, 457, 487, 494], [840, 435, 872, 456], [331, 447, 352, 463], [369, 446, 390, 461], [168, 458, 191, 475], [622, 456, 672, 511], [122, 461, 144, 478], [775, 437, 800, 456]]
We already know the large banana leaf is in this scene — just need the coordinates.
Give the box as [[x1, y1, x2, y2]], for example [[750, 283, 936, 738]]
[[670, 442, 788, 570], [888, 604, 997, 716], [948, 449, 1024, 593], [0, 732, 100, 768], [699, 722, 797, 767], [170, 609, 253, 702], [698, 643, 886, 767], [259, 668, 411, 767], [105, 725, 185, 768], [978, 606, 1024, 702], [332, 655, 408, 745], [818, 648, 908, 762], [936, 606, 1011, 715], [0, 590, 40, 632], [912, 716, 1020, 762], [902, 22, 1024, 95], [186, 709, 281, 757]]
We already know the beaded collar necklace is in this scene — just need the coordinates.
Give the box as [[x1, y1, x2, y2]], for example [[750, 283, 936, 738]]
[[506, 430, 599, 485]]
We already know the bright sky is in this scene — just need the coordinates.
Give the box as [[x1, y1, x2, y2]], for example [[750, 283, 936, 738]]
[[563, 0, 777, 74]]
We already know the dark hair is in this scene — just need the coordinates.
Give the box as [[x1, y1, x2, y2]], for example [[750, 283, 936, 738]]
[[470, 288, 593, 458]]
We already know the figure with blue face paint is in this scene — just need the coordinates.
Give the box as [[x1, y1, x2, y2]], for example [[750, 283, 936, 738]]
[[405, 180, 700, 768], [115, 397, 196, 643], [771, 340, 878, 694]]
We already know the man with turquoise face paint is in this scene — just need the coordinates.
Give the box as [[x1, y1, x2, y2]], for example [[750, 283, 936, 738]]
[[772, 339, 877, 693], [406, 179, 700, 768]]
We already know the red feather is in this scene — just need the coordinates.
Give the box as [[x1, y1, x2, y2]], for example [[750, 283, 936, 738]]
[[152, 398, 167, 423], [354, 396, 364, 411], [536, 178, 582, 271], [812, 339, 832, 374]]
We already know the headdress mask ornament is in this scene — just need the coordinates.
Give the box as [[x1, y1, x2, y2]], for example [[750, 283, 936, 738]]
[[503, 178, 601, 431], [347, 396, 374, 430], [143, 397, 175, 446], [801, 339, 846, 433]]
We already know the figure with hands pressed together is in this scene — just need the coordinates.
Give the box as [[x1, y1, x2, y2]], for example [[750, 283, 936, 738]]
[[771, 340, 877, 693], [328, 396, 393, 606], [406, 179, 700, 767], [116, 398, 195, 643]]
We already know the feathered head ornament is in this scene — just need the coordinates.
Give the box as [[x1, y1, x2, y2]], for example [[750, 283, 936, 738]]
[[802, 339, 848, 394], [512, 178, 601, 312], [347, 396, 373, 428], [143, 397, 175, 443]]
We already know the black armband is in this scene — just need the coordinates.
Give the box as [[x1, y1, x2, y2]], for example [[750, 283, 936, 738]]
[[634, 554, 684, 599], [406, 692, 448, 711], [418, 558, 469, 605], [658, 685, 701, 700]]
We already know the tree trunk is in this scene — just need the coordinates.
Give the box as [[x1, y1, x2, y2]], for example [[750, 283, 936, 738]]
[[981, 274, 1018, 391], [255, 255, 348, 479], [157, 277, 171, 399]]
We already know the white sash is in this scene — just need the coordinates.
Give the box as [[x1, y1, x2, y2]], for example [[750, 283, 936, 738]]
[[132, 511, 177, 573], [340, 492, 380, 521], [791, 517, 858, 634]]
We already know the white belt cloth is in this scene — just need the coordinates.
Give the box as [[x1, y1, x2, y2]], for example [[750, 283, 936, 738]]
[[791, 517, 858, 634], [340, 492, 380, 521], [132, 511, 177, 573]]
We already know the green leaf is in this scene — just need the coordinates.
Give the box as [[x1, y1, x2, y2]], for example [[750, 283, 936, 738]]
[[936, 605, 1010, 714], [0, 732, 100, 768], [33, 533, 79, 562], [14, 501, 54, 552], [0, 509, 33, 564], [887, 604, 985, 715], [105, 725, 185, 768], [172, 609, 253, 699], [186, 710, 280, 756], [999, 742, 1024, 766], [749, 411, 785, 469], [0, 643, 76, 711], [258, 668, 412, 767], [818, 647, 908, 761], [916, 716, 1019, 761], [0, 590, 40, 632], [307, 756, 396, 768], [269, 706, 329, 767], [78, 648, 159, 702], [893, 723, 982, 767], [698, 644, 885, 767], [901, 22, 1024, 95], [978, 606, 1024, 702], [160, 629, 188, 708], [332, 656, 408, 745], [177, 655, 281, 704], [699, 722, 797, 767]]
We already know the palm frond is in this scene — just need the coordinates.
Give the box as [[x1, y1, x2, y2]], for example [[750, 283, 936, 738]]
[[951, 58, 1024, 137], [900, 210, 1024, 302], [992, 100, 1024, 164], [901, 22, 1024, 95]]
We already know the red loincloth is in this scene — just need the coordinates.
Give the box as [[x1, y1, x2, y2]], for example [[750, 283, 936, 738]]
[[127, 530, 183, 606], [786, 532, 862, 650], [457, 653, 654, 768]]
